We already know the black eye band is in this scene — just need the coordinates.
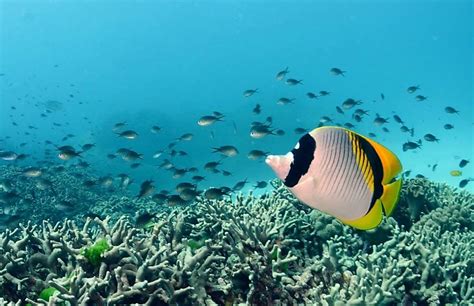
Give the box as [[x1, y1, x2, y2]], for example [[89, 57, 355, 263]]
[[284, 133, 316, 187]]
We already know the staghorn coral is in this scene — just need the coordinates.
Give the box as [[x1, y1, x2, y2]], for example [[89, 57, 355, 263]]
[[0, 178, 472, 305]]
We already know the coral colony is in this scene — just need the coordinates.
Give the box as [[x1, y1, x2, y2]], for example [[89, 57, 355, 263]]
[[0, 169, 472, 304]]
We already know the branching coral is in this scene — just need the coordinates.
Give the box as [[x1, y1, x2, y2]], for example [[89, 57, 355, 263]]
[[0, 178, 472, 305]]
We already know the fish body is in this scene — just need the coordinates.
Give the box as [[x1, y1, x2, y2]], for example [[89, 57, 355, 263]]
[[179, 188, 200, 201], [276, 67, 289, 80], [198, 115, 223, 126], [118, 130, 138, 140], [450, 170, 462, 177], [136, 212, 155, 227], [192, 175, 206, 182], [342, 98, 361, 110], [330, 68, 345, 76], [243, 89, 258, 97], [286, 79, 303, 85], [0, 151, 18, 161], [374, 114, 389, 126], [400, 126, 415, 137], [178, 133, 193, 141], [459, 179, 472, 188], [445, 106, 459, 114], [204, 161, 221, 171], [120, 149, 143, 161], [277, 97, 295, 105], [415, 95, 427, 101], [152, 150, 164, 159], [152, 193, 168, 204], [253, 104, 261, 114], [137, 180, 155, 198], [58, 149, 81, 160], [424, 134, 439, 142], [248, 150, 268, 160], [266, 126, 402, 230], [212, 145, 239, 157], [402, 141, 421, 151], [254, 181, 268, 189], [204, 187, 228, 200], [22, 167, 42, 177], [444, 124, 454, 130], [151, 126, 162, 133], [233, 179, 248, 191], [407, 85, 420, 93], [250, 125, 275, 139], [393, 115, 404, 125]]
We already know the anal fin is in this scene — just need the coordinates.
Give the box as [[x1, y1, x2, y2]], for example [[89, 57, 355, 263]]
[[340, 200, 383, 230]]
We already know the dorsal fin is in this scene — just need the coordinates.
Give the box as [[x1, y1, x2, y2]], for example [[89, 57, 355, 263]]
[[362, 136, 402, 183]]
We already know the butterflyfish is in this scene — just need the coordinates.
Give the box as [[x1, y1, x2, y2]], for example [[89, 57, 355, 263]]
[[266, 126, 403, 230]]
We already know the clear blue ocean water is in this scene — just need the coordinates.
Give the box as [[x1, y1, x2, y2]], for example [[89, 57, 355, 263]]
[[0, 0, 472, 194], [0, 2, 473, 305]]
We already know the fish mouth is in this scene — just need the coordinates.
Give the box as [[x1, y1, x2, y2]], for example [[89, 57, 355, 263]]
[[265, 155, 277, 167], [265, 154, 292, 181]]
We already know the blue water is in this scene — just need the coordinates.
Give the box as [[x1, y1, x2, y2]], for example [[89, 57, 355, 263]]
[[0, 0, 472, 194]]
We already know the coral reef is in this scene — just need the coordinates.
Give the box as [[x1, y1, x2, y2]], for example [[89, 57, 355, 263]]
[[0, 178, 472, 305]]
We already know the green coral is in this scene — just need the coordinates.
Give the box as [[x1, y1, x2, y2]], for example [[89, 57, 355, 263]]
[[82, 238, 110, 266]]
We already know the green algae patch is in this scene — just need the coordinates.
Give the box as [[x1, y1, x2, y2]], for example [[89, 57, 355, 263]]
[[82, 238, 110, 266], [39, 286, 58, 301], [187, 238, 205, 251]]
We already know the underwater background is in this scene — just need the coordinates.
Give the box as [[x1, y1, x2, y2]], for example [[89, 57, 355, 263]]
[[0, 0, 473, 305]]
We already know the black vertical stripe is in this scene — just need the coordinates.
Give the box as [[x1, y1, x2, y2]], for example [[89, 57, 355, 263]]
[[349, 136, 364, 196], [284, 133, 316, 187], [354, 134, 384, 213]]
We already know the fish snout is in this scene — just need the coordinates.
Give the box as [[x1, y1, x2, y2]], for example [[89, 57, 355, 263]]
[[266, 154, 292, 180]]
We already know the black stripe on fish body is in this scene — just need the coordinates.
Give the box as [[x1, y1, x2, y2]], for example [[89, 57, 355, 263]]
[[351, 135, 368, 199], [353, 133, 384, 214], [284, 133, 316, 187]]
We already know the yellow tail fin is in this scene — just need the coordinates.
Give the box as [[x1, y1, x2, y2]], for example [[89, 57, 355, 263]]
[[381, 178, 402, 216]]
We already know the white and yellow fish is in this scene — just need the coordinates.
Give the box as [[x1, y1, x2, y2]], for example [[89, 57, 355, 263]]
[[266, 126, 402, 230]]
